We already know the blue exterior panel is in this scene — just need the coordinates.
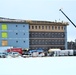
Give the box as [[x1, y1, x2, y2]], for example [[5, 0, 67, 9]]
[[0, 23, 29, 49]]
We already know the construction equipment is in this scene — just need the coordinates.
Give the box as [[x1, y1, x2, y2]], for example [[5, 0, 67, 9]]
[[59, 9, 76, 28]]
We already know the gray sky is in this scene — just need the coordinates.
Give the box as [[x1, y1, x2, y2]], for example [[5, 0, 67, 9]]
[[0, 0, 76, 41]]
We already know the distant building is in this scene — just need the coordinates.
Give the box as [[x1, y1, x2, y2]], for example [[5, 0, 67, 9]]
[[27, 20, 68, 50], [67, 41, 76, 50], [0, 18, 29, 49]]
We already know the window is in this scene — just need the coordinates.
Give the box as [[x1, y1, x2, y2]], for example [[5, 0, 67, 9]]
[[16, 25, 18, 27], [24, 33, 25, 35], [35, 40, 38, 44], [38, 40, 41, 44], [61, 26, 63, 30], [2, 40, 8, 46], [42, 26, 44, 29], [23, 25, 25, 27], [2, 24, 7, 30], [16, 41, 18, 43], [35, 26, 37, 29], [31, 33, 34, 38], [55, 26, 57, 30], [16, 33, 18, 35], [52, 26, 54, 30], [2, 32, 8, 38], [39, 26, 40, 29], [24, 41, 25, 43], [34, 33, 36, 37], [32, 26, 34, 29], [58, 26, 60, 30]]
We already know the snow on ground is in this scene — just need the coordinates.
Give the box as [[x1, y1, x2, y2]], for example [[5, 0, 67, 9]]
[[0, 57, 76, 75]]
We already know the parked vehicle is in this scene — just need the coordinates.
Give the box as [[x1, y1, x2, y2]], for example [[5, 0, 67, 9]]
[[7, 48, 22, 54], [28, 48, 44, 57], [7, 52, 21, 57], [73, 50, 76, 56], [48, 48, 61, 56], [54, 50, 74, 56], [0, 52, 8, 58]]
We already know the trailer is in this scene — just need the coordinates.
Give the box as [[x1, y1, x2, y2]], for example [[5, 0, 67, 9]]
[[54, 50, 74, 56], [7, 48, 22, 54]]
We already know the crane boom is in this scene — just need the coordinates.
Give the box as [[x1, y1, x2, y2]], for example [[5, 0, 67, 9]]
[[59, 9, 76, 28]]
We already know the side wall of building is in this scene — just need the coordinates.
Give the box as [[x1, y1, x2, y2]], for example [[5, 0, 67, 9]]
[[64, 26, 67, 49], [0, 23, 29, 49]]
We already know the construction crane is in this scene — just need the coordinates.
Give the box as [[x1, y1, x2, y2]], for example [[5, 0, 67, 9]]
[[59, 9, 76, 28]]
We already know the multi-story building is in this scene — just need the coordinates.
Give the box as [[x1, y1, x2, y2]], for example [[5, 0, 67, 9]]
[[0, 18, 29, 49], [0, 17, 69, 51], [27, 20, 68, 50]]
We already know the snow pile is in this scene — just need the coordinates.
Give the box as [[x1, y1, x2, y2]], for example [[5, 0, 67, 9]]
[[0, 57, 76, 75]]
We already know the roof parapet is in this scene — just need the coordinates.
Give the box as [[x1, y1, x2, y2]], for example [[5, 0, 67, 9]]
[[0, 17, 25, 23], [0, 17, 69, 25]]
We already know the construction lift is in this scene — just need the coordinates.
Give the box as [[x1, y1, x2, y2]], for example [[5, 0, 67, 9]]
[[59, 9, 76, 28]]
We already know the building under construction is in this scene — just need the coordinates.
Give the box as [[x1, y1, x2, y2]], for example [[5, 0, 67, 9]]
[[0, 17, 68, 51], [27, 20, 68, 50]]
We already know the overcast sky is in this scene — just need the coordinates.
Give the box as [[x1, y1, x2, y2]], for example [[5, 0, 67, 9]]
[[0, 0, 76, 41]]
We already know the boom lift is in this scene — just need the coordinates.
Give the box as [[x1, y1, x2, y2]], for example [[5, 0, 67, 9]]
[[59, 9, 76, 28]]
